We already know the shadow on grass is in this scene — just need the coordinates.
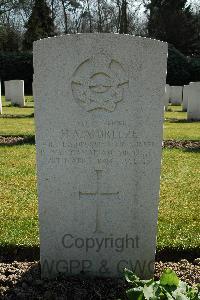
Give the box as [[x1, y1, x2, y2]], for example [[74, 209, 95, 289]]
[[165, 118, 200, 123], [183, 148, 200, 153], [0, 113, 34, 118], [0, 244, 40, 262], [0, 135, 35, 146], [156, 247, 200, 262], [22, 106, 34, 109]]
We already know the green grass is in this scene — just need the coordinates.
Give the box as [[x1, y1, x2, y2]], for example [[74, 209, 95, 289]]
[[158, 148, 200, 250], [3, 104, 34, 115], [163, 122, 200, 140], [0, 118, 35, 136], [164, 105, 200, 140], [2, 96, 34, 114], [165, 105, 187, 120], [0, 145, 199, 250], [0, 97, 35, 136], [0, 145, 39, 246]]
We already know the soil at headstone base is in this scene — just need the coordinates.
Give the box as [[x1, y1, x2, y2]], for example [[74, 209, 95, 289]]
[[0, 260, 199, 299], [163, 140, 200, 150], [0, 136, 35, 145]]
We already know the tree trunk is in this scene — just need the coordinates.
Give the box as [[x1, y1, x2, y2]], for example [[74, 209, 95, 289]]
[[61, 0, 68, 34], [116, 0, 121, 33], [97, 0, 103, 32], [86, 0, 92, 32], [119, 0, 128, 34], [51, 0, 55, 21]]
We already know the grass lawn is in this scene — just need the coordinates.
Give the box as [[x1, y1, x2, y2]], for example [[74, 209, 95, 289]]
[[0, 144, 199, 251], [164, 105, 200, 140], [0, 97, 35, 136], [0, 118, 35, 136], [163, 122, 200, 140], [0, 145, 38, 247], [158, 148, 200, 250]]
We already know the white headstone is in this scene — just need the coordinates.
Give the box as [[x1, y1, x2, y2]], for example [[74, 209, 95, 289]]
[[0, 82, 2, 114], [33, 34, 167, 279], [163, 84, 170, 111], [182, 85, 190, 111], [10, 80, 25, 107], [170, 86, 183, 105], [187, 82, 200, 120], [4, 81, 12, 101]]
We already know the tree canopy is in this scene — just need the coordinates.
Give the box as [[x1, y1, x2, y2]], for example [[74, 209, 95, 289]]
[[23, 0, 56, 51], [145, 0, 200, 56]]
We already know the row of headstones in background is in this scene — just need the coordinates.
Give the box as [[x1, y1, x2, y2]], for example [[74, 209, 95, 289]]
[[33, 34, 168, 279], [187, 82, 200, 120], [177, 83, 200, 120], [4, 80, 25, 107], [182, 85, 189, 112], [170, 86, 183, 105], [163, 84, 170, 111], [163, 85, 183, 111], [163, 83, 200, 120]]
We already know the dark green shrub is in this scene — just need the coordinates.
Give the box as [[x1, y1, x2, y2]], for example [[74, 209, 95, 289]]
[[167, 45, 191, 86], [190, 58, 200, 82], [0, 52, 33, 95]]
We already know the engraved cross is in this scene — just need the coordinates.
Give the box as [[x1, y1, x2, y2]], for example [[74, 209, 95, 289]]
[[79, 170, 119, 233]]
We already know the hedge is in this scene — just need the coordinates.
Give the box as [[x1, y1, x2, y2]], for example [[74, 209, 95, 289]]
[[167, 45, 191, 86], [0, 52, 33, 95]]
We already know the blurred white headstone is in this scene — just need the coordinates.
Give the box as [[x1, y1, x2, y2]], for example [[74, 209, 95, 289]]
[[182, 85, 190, 112], [187, 82, 200, 120], [10, 80, 25, 107], [170, 86, 183, 105]]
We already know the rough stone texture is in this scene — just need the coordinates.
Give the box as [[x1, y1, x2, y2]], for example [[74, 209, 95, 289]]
[[163, 84, 170, 111], [182, 85, 190, 112], [187, 82, 200, 120], [170, 86, 183, 105], [0, 81, 2, 114], [33, 33, 167, 279], [4, 81, 12, 101], [10, 80, 25, 107]]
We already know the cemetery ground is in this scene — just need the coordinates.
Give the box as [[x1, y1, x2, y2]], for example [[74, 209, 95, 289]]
[[0, 97, 199, 299]]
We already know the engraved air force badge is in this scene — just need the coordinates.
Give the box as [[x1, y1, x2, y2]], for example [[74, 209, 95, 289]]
[[71, 53, 129, 112]]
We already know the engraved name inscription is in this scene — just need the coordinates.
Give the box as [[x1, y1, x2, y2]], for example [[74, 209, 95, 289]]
[[39, 120, 158, 169]]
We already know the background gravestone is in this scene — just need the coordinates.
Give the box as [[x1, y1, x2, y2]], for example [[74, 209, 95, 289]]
[[187, 82, 200, 120], [163, 84, 170, 111], [170, 86, 183, 105], [182, 85, 190, 112], [4, 81, 12, 101], [33, 33, 167, 279], [10, 80, 25, 107]]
